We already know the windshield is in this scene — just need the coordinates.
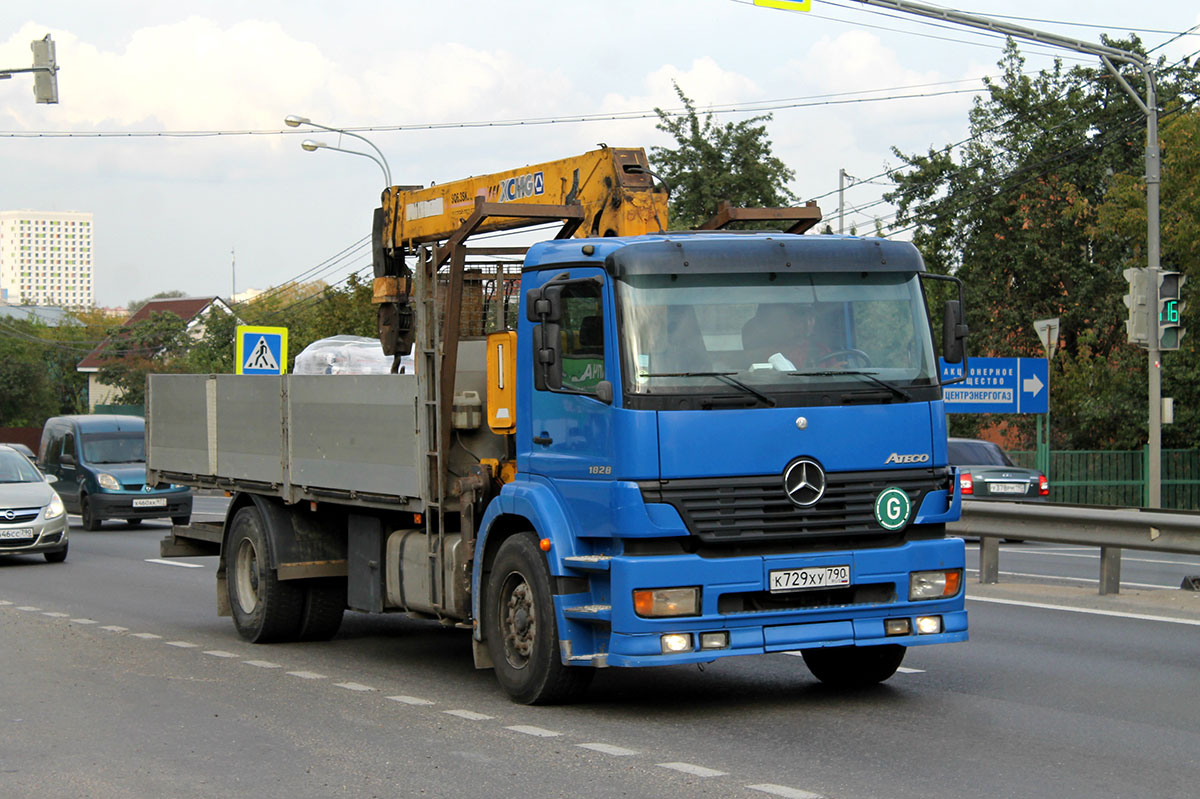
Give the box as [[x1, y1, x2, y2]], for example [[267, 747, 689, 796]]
[[0, 449, 44, 483], [615, 270, 937, 399], [82, 432, 145, 464]]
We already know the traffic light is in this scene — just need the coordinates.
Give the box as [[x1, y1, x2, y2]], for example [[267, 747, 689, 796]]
[[1123, 267, 1151, 346], [1158, 270, 1186, 350], [30, 34, 57, 104]]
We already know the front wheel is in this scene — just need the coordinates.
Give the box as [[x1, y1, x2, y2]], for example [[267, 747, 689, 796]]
[[44, 543, 68, 563], [80, 495, 101, 531], [801, 644, 906, 688], [484, 534, 592, 705], [226, 505, 305, 643]]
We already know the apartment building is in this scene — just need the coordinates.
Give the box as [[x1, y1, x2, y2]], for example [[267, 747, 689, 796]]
[[0, 210, 94, 307]]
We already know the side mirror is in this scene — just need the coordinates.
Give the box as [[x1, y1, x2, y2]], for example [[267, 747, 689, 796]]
[[595, 380, 613, 405], [44, 474, 58, 484], [943, 299, 968, 365], [525, 273, 570, 323], [532, 322, 563, 391], [59, 453, 75, 466]]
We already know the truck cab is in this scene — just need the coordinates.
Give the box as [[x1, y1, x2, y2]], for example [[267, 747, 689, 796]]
[[473, 232, 966, 700]]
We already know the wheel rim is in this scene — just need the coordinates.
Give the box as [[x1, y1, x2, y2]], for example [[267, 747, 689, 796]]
[[234, 537, 261, 615], [498, 571, 536, 670]]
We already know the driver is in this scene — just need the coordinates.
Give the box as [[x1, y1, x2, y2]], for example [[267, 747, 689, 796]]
[[742, 304, 832, 369]]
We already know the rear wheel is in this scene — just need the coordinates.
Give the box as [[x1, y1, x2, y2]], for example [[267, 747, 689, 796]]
[[484, 534, 592, 705], [297, 578, 345, 641], [80, 496, 101, 531], [226, 505, 304, 643], [44, 544, 68, 563], [801, 644, 906, 688]]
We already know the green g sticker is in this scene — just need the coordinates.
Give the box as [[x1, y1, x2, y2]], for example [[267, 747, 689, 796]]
[[874, 487, 912, 531]]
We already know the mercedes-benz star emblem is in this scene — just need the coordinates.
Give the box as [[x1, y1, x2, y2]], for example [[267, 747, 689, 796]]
[[783, 457, 826, 508]]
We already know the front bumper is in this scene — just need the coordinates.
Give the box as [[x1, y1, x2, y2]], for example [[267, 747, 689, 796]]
[[562, 538, 967, 668], [0, 513, 69, 556], [88, 490, 192, 521]]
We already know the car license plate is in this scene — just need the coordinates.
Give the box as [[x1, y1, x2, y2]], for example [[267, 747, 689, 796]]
[[989, 482, 1027, 495], [0, 528, 34, 540], [769, 565, 850, 593], [132, 498, 167, 508]]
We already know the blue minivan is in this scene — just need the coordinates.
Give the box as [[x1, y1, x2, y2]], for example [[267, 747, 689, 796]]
[[38, 415, 192, 530]]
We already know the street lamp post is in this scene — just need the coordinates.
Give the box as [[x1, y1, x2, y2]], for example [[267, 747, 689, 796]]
[[285, 115, 392, 187]]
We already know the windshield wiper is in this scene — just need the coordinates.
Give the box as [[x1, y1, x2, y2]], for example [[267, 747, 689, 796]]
[[639, 371, 777, 407], [788, 370, 911, 401]]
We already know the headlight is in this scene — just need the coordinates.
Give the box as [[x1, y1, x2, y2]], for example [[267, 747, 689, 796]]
[[909, 569, 963, 600], [96, 472, 121, 490], [633, 587, 700, 617], [44, 493, 66, 520]]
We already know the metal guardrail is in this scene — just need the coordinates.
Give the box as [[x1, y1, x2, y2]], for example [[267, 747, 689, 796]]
[[948, 500, 1200, 595]]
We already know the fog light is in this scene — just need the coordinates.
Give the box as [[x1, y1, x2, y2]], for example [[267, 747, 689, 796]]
[[661, 633, 693, 654], [885, 618, 911, 636], [909, 569, 963, 600], [699, 631, 729, 650], [915, 615, 943, 634], [633, 587, 700, 617]]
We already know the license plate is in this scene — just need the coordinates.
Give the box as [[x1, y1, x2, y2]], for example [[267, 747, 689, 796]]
[[132, 498, 167, 508], [769, 565, 850, 593], [989, 482, 1027, 495], [0, 528, 34, 540]]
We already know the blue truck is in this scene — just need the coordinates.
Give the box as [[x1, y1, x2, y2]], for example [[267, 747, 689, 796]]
[[147, 147, 968, 704]]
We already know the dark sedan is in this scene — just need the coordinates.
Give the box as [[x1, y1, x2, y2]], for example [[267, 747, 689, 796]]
[[948, 437, 1048, 500]]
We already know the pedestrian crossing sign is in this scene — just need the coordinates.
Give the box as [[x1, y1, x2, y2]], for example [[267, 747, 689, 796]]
[[236, 325, 288, 375]]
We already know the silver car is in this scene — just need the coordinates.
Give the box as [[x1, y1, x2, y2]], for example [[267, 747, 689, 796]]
[[0, 444, 69, 563]]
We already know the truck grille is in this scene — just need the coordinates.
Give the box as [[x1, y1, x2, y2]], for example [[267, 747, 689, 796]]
[[639, 467, 949, 543]]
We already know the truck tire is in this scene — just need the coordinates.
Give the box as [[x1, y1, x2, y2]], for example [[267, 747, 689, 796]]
[[297, 578, 345, 641], [484, 534, 593, 705], [801, 644, 906, 688], [80, 495, 102, 531], [226, 505, 305, 643]]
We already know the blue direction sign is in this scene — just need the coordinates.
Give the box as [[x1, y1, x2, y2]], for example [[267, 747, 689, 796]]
[[236, 325, 288, 375], [939, 356, 1048, 414]]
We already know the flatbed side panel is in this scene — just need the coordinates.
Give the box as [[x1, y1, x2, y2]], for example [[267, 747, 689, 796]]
[[147, 374, 211, 476], [287, 374, 420, 499], [215, 375, 286, 484]]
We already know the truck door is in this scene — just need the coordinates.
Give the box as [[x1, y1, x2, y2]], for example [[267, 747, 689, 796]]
[[526, 269, 616, 481]]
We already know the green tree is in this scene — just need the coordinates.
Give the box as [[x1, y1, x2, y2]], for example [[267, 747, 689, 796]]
[[96, 311, 191, 404], [651, 84, 797, 229], [887, 39, 1198, 449]]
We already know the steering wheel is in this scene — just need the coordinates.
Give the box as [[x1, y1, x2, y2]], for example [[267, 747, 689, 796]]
[[816, 348, 872, 368]]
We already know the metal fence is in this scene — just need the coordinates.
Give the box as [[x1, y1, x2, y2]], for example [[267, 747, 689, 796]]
[[1009, 448, 1200, 510]]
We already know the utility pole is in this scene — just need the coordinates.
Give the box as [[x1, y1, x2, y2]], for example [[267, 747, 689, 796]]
[[855, 0, 1164, 505], [231, 248, 237, 302], [838, 168, 846, 234]]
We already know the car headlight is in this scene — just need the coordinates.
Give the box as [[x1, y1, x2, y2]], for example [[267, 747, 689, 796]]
[[96, 472, 121, 491], [44, 493, 66, 520]]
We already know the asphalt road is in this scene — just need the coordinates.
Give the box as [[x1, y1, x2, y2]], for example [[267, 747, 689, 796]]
[[2, 514, 1199, 799]]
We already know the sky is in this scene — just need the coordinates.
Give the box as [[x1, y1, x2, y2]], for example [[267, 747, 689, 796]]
[[2, 1, 1198, 309]]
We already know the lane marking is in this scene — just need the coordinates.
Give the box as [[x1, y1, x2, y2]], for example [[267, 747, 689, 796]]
[[70, 618, 97, 625], [506, 725, 561, 738], [577, 743, 638, 756], [101, 625, 128, 632], [0, 600, 11, 606], [17, 606, 42, 611], [287, 671, 327, 680], [144, 558, 204, 569], [335, 682, 375, 692], [657, 762, 728, 778], [165, 641, 197, 648], [388, 695, 434, 706], [243, 660, 282, 669], [203, 650, 238, 658], [42, 611, 69, 618], [896, 667, 925, 674], [131, 632, 162, 639], [966, 568, 1175, 590], [443, 709, 492, 721], [748, 784, 824, 799], [968, 595, 1200, 626]]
